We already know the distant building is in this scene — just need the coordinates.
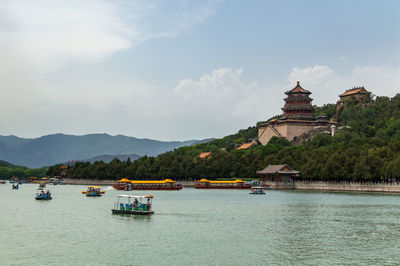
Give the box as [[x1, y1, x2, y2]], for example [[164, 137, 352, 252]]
[[339, 86, 371, 102], [337, 86, 371, 108], [236, 139, 257, 150], [258, 82, 329, 145], [199, 152, 212, 159], [257, 164, 299, 183], [59, 165, 68, 178]]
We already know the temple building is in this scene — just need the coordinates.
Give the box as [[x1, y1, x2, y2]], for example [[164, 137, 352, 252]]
[[337, 86, 371, 107], [258, 81, 329, 145], [257, 164, 299, 183]]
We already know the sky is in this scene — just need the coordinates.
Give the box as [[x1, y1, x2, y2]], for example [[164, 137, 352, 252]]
[[0, 0, 399, 141]]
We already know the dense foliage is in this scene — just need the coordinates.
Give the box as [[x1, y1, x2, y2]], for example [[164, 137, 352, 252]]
[[47, 94, 400, 182], [0, 160, 47, 179]]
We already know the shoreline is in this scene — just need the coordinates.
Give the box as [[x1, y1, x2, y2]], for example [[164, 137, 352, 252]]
[[267, 181, 400, 193], [63, 179, 400, 193]]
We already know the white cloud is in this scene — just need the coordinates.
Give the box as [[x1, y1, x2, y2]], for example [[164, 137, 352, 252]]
[[0, 0, 217, 73], [2, 61, 400, 140], [0, 0, 221, 139], [288, 65, 337, 85], [174, 68, 245, 102], [167, 68, 279, 137]]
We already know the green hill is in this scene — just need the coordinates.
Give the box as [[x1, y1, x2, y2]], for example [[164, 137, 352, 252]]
[[49, 94, 400, 182], [0, 160, 47, 180]]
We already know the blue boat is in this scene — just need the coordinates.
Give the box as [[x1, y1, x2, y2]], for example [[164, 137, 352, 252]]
[[35, 188, 52, 200]]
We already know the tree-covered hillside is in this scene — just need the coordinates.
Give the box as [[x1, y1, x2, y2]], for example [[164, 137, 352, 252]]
[[0, 160, 47, 179], [48, 94, 400, 182]]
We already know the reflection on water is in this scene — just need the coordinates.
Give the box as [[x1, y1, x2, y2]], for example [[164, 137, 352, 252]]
[[1, 185, 400, 265], [112, 213, 153, 222]]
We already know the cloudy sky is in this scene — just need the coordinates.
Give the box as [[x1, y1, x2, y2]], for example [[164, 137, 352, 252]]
[[0, 0, 399, 140]]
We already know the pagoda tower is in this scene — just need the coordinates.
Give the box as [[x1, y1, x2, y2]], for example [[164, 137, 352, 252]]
[[281, 81, 315, 121], [258, 81, 329, 145]]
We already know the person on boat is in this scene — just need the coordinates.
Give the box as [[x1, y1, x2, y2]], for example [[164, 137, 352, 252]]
[[146, 198, 151, 211], [133, 199, 138, 208]]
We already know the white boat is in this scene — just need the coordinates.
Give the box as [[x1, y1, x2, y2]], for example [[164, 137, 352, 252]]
[[112, 195, 154, 215]]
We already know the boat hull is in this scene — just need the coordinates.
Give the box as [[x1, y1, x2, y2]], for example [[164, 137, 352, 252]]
[[35, 197, 52, 200], [111, 209, 154, 215]]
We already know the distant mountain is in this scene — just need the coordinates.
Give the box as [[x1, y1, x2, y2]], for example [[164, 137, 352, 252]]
[[0, 135, 33, 148], [190, 138, 216, 145], [0, 133, 210, 168], [83, 153, 142, 163]]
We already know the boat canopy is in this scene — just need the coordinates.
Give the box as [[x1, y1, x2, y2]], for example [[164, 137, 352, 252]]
[[118, 178, 176, 184], [36, 188, 50, 192], [117, 178, 131, 183], [197, 179, 245, 184], [130, 179, 175, 184], [88, 186, 101, 188], [117, 195, 154, 198]]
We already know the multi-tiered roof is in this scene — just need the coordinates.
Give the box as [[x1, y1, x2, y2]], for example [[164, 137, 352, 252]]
[[281, 81, 315, 121]]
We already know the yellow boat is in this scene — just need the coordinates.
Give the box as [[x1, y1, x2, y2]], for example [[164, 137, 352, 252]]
[[82, 186, 105, 197]]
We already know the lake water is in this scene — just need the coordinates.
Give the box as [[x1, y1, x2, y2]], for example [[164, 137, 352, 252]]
[[1, 184, 400, 265]]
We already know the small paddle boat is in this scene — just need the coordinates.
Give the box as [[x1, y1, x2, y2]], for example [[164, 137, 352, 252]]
[[12, 184, 19, 189], [35, 188, 52, 200], [112, 195, 154, 215], [82, 186, 105, 197], [39, 181, 46, 188], [249, 186, 266, 195]]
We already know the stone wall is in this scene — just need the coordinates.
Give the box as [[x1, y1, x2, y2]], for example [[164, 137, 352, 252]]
[[267, 181, 400, 193], [258, 126, 280, 145], [258, 123, 317, 145], [284, 124, 316, 141], [291, 126, 331, 145]]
